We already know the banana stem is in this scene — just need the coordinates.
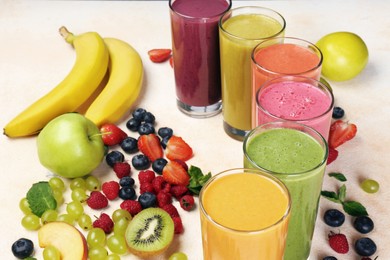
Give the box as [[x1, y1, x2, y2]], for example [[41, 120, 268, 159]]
[[59, 26, 75, 44]]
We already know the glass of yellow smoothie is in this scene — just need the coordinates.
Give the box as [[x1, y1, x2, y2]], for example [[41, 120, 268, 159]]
[[219, 6, 286, 141], [199, 168, 291, 260]]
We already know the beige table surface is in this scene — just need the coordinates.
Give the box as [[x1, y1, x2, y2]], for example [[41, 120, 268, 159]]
[[1, 0, 389, 259]]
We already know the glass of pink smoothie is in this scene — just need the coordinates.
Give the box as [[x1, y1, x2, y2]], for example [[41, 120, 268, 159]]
[[256, 76, 334, 140], [169, 0, 231, 118]]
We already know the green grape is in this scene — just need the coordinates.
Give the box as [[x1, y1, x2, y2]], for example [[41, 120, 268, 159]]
[[107, 234, 128, 255], [43, 245, 61, 260], [48, 177, 65, 192], [66, 201, 84, 219], [52, 189, 64, 205], [19, 197, 32, 215], [57, 214, 75, 225], [106, 254, 121, 260], [21, 214, 41, 230], [169, 252, 188, 260], [71, 187, 87, 203], [113, 217, 129, 236], [78, 213, 93, 231], [87, 228, 106, 248], [361, 179, 380, 193], [41, 209, 58, 224], [112, 209, 132, 223], [88, 246, 108, 260], [70, 177, 87, 190], [85, 175, 101, 191]]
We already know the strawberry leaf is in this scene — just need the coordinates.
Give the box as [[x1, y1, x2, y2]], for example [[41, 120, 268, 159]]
[[321, 190, 340, 203], [328, 172, 347, 182], [342, 201, 368, 216]]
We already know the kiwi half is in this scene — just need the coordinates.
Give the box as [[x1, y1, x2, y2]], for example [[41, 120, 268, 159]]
[[125, 207, 174, 257]]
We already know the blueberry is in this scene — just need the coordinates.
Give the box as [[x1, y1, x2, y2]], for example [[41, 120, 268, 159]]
[[119, 176, 135, 187], [126, 117, 141, 132], [106, 151, 124, 167], [138, 122, 155, 135], [143, 112, 156, 124], [332, 106, 345, 119], [12, 238, 34, 259], [353, 216, 374, 234], [355, 237, 377, 256], [132, 108, 147, 121], [323, 209, 345, 227], [138, 192, 157, 209], [161, 135, 171, 149], [152, 158, 168, 175], [119, 187, 137, 200], [323, 257, 337, 260], [158, 127, 173, 139], [132, 154, 150, 170], [120, 137, 138, 154]]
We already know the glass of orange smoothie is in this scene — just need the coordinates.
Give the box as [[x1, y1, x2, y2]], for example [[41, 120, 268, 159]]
[[199, 168, 291, 260]]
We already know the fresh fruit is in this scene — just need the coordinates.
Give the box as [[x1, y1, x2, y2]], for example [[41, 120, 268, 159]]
[[328, 231, 349, 254], [156, 191, 172, 207], [179, 195, 195, 211], [138, 192, 157, 209], [322, 257, 337, 260], [120, 137, 138, 154], [126, 118, 141, 132], [327, 146, 339, 165], [323, 209, 345, 227], [102, 181, 120, 200], [119, 176, 135, 187], [48, 177, 66, 192], [106, 151, 125, 168], [85, 37, 143, 127], [148, 49, 172, 63], [163, 160, 190, 186], [332, 106, 345, 119], [132, 108, 147, 121], [70, 178, 86, 190], [355, 237, 377, 257], [165, 136, 193, 161], [3, 26, 109, 137], [11, 238, 34, 259], [37, 113, 105, 178], [118, 186, 137, 200], [87, 191, 108, 210], [140, 182, 155, 194], [85, 175, 101, 191], [143, 112, 155, 124], [125, 207, 174, 257], [107, 234, 128, 255], [169, 252, 188, 260], [112, 209, 132, 223], [138, 134, 164, 162], [88, 246, 108, 260], [41, 209, 59, 224], [21, 214, 41, 230], [360, 179, 380, 194], [87, 228, 106, 248], [19, 198, 32, 215], [66, 200, 84, 219], [93, 213, 114, 234], [138, 122, 155, 135], [170, 185, 189, 200], [328, 120, 357, 149], [172, 216, 184, 234], [100, 124, 127, 146], [158, 127, 174, 139], [353, 216, 374, 234], [78, 214, 93, 231], [120, 200, 142, 216], [131, 154, 150, 170], [316, 31, 369, 81], [152, 176, 171, 193], [138, 170, 156, 184], [43, 245, 61, 260], [161, 204, 180, 218], [38, 221, 88, 260]]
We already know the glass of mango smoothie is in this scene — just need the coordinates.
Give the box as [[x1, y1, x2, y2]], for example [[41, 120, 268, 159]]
[[243, 121, 328, 260], [199, 168, 291, 260], [219, 6, 286, 140], [251, 37, 323, 127]]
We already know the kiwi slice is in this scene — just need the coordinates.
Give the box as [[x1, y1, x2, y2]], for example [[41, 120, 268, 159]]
[[125, 207, 174, 257]]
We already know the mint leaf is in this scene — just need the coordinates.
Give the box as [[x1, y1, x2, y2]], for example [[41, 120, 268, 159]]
[[328, 172, 347, 182], [187, 165, 212, 195], [321, 190, 340, 203], [338, 184, 347, 202], [26, 181, 57, 217], [342, 201, 368, 216]]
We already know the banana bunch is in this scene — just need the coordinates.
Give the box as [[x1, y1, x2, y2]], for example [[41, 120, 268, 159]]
[[4, 27, 144, 138]]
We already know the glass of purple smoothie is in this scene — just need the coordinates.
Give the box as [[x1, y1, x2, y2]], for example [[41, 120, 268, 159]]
[[169, 0, 231, 118]]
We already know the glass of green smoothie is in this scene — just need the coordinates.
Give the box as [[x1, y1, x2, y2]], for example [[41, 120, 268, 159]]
[[243, 121, 328, 260]]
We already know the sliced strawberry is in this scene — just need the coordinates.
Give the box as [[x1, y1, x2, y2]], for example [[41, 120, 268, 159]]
[[100, 124, 127, 146], [328, 120, 357, 149], [165, 136, 193, 161], [327, 146, 339, 165], [138, 134, 163, 162], [163, 160, 190, 186], [148, 49, 172, 63]]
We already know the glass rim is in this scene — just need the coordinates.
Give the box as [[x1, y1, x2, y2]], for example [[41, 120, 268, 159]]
[[169, 0, 232, 20], [199, 168, 291, 234], [251, 36, 323, 76], [256, 75, 334, 123], [219, 6, 286, 41], [243, 121, 329, 176]]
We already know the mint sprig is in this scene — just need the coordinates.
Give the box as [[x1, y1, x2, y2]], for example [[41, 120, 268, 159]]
[[26, 181, 57, 217], [187, 165, 211, 195], [328, 172, 347, 182]]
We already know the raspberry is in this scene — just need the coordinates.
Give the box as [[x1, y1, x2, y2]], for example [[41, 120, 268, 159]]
[[87, 191, 108, 210], [172, 216, 184, 234], [156, 191, 172, 208], [113, 162, 131, 179], [138, 170, 155, 184], [328, 231, 349, 254], [93, 213, 114, 234], [120, 200, 142, 216], [140, 182, 155, 194], [180, 195, 195, 211], [152, 176, 171, 193], [170, 185, 189, 200], [102, 181, 120, 200], [161, 203, 179, 218]]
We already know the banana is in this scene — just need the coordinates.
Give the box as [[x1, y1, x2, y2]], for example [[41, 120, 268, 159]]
[[3, 26, 109, 137], [84, 37, 143, 127]]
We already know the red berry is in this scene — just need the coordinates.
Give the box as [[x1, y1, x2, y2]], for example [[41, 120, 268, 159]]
[[172, 216, 184, 234], [100, 124, 127, 146], [140, 182, 155, 194], [87, 191, 108, 210], [113, 162, 131, 179], [173, 159, 188, 171], [161, 204, 180, 218], [101, 181, 120, 200], [148, 49, 172, 63], [138, 170, 156, 184], [328, 120, 357, 149], [162, 160, 190, 186], [93, 213, 114, 234], [120, 200, 142, 216], [169, 56, 174, 68], [180, 195, 195, 211], [327, 146, 339, 165], [138, 134, 164, 162], [152, 176, 171, 193], [328, 231, 349, 254], [156, 191, 172, 208], [170, 185, 189, 200], [165, 136, 193, 161]]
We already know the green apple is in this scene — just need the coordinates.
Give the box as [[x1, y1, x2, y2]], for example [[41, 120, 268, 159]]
[[316, 31, 369, 81], [37, 113, 105, 178]]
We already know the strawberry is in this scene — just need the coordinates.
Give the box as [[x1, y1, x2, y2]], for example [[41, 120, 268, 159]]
[[87, 191, 108, 209], [161, 204, 180, 218], [169, 56, 174, 68], [100, 124, 127, 146], [138, 134, 164, 162], [162, 160, 190, 186], [172, 216, 184, 234], [138, 170, 156, 184], [148, 49, 172, 63], [328, 231, 349, 254], [180, 195, 195, 211], [101, 181, 120, 200], [327, 146, 339, 165], [156, 191, 172, 208], [165, 136, 193, 161], [170, 185, 189, 200], [328, 120, 357, 149], [120, 200, 142, 216], [93, 213, 114, 234], [113, 162, 131, 179]]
